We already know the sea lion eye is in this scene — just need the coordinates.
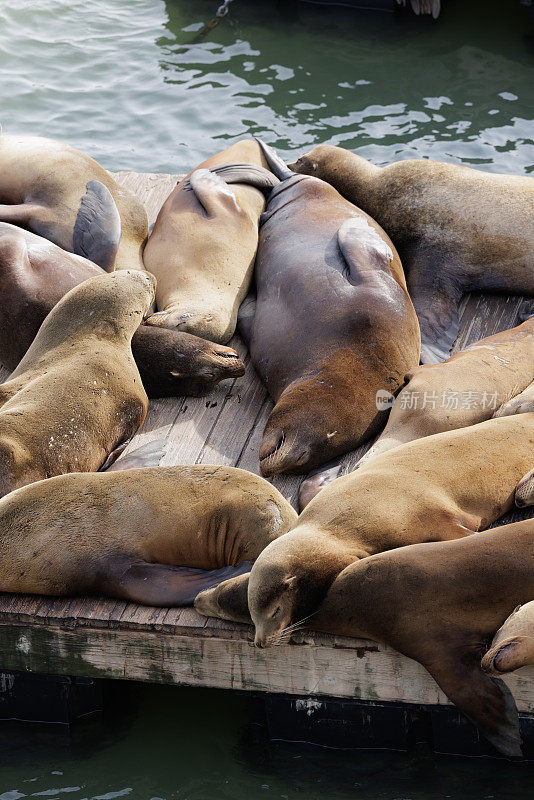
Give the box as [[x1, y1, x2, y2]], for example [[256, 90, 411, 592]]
[[271, 606, 281, 619]]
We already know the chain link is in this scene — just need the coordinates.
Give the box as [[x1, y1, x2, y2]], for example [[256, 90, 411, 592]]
[[216, 0, 235, 18]]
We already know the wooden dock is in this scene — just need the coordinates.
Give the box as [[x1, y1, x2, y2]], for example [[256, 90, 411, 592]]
[[0, 171, 532, 743]]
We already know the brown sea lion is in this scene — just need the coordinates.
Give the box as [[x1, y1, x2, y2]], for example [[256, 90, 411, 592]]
[[240, 139, 420, 477], [0, 270, 154, 498], [0, 465, 297, 605], [299, 311, 534, 507], [144, 140, 278, 343], [242, 413, 534, 649], [482, 601, 534, 677], [0, 222, 244, 396], [289, 145, 534, 363], [0, 133, 147, 269], [197, 520, 534, 757]]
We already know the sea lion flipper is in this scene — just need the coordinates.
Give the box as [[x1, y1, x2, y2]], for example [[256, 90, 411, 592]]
[[237, 292, 257, 346], [101, 559, 253, 606], [106, 438, 168, 471], [188, 169, 241, 216], [73, 180, 121, 272], [183, 163, 279, 195], [195, 572, 252, 622], [423, 647, 522, 757], [337, 217, 394, 281], [298, 460, 343, 512], [411, 284, 460, 364], [494, 380, 534, 420], [254, 138, 294, 181], [98, 437, 132, 471], [516, 467, 534, 508]]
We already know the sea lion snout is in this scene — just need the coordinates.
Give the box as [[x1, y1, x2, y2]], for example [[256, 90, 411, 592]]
[[482, 639, 528, 675]]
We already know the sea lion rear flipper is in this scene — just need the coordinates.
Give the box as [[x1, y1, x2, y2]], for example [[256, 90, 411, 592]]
[[298, 460, 343, 512], [100, 559, 253, 606], [423, 646, 522, 757], [237, 292, 257, 346], [106, 438, 168, 471], [515, 467, 534, 508], [183, 163, 279, 195], [73, 180, 121, 272]]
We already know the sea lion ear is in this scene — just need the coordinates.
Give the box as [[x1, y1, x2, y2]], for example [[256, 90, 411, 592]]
[[73, 180, 121, 272], [284, 575, 297, 589]]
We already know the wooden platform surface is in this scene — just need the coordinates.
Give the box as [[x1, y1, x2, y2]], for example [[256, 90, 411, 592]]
[[0, 170, 532, 712]]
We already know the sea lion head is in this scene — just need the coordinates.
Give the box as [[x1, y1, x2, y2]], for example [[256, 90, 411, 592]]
[[481, 603, 534, 675], [248, 555, 300, 648]]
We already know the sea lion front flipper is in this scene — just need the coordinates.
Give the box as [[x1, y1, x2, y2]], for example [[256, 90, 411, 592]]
[[195, 572, 252, 623], [98, 437, 133, 471], [337, 217, 394, 281], [298, 460, 343, 512], [73, 180, 121, 272], [187, 169, 241, 217], [106, 438, 168, 471], [183, 163, 279, 195], [237, 292, 257, 346], [515, 467, 534, 508], [100, 559, 253, 606], [422, 645, 522, 757], [408, 269, 461, 363]]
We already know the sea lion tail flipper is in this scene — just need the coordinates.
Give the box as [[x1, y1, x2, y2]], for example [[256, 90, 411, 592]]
[[515, 467, 534, 508], [237, 292, 257, 346], [100, 559, 253, 606], [424, 648, 522, 757], [106, 438, 168, 471], [183, 163, 279, 195], [254, 138, 294, 180], [73, 180, 121, 272], [299, 460, 343, 512]]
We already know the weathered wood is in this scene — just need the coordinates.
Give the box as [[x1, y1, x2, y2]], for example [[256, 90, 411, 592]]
[[0, 170, 532, 717]]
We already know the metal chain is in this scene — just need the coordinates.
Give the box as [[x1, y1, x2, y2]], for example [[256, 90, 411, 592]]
[[215, 0, 235, 18], [188, 0, 235, 43]]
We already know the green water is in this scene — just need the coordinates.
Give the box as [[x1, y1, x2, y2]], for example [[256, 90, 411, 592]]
[[1, 0, 534, 796]]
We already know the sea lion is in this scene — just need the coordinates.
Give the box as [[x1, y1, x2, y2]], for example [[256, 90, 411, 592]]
[[298, 311, 534, 507], [0, 133, 148, 269], [242, 413, 534, 649], [0, 222, 244, 395], [240, 139, 420, 477], [482, 601, 534, 677], [197, 520, 534, 757], [144, 140, 278, 343], [0, 465, 297, 604], [289, 145, 534, 363], [0, 270, 154, 498]]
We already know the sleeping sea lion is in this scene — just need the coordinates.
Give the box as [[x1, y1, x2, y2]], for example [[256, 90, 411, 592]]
[[0, 466, 297, 605], [242, 413, 534, 649], [197, 520, 534, 757], [144, 140, 278, 343], [299, 310, 534, 506], [482, 600, 534, 677], [0, 222, 244, 395], [241, 139, 420, 477], [0, 270, 154, 497], [0, 133, 148, 269], [289, 145, 534, 363]]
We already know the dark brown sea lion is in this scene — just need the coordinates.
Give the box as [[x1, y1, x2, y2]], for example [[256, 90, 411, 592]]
[[144, 140, 277, 344], [289, 145, 534, 363], [0, 466, 296, 605], [0, 270, 154, 498], [197, 520, 534, 757], [240, 139, 420, 476], [0, 133, 148, 269], [299, 310, 534, 508], [242, 413, 534, 649], [0, 222, 244, 396], [482, 600, 534, 677]]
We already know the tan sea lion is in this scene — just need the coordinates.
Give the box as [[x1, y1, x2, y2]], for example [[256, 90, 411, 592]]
[[299, 311, 534, 507], [0, 222, 244, 396], [144, 140, 278, 343], [242, 413, 534, 649], [0, 134, 148, 269], [198, 520, 534, 757], [289, 145, 534, 363], [240, 139, 420, 477], [0, 466, 297, 604], [0, 270, 154, 498], [482, 601, 534, 677]]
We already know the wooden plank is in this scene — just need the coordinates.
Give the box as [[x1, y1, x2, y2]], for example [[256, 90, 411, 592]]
[[0, 620, 532, 712]]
